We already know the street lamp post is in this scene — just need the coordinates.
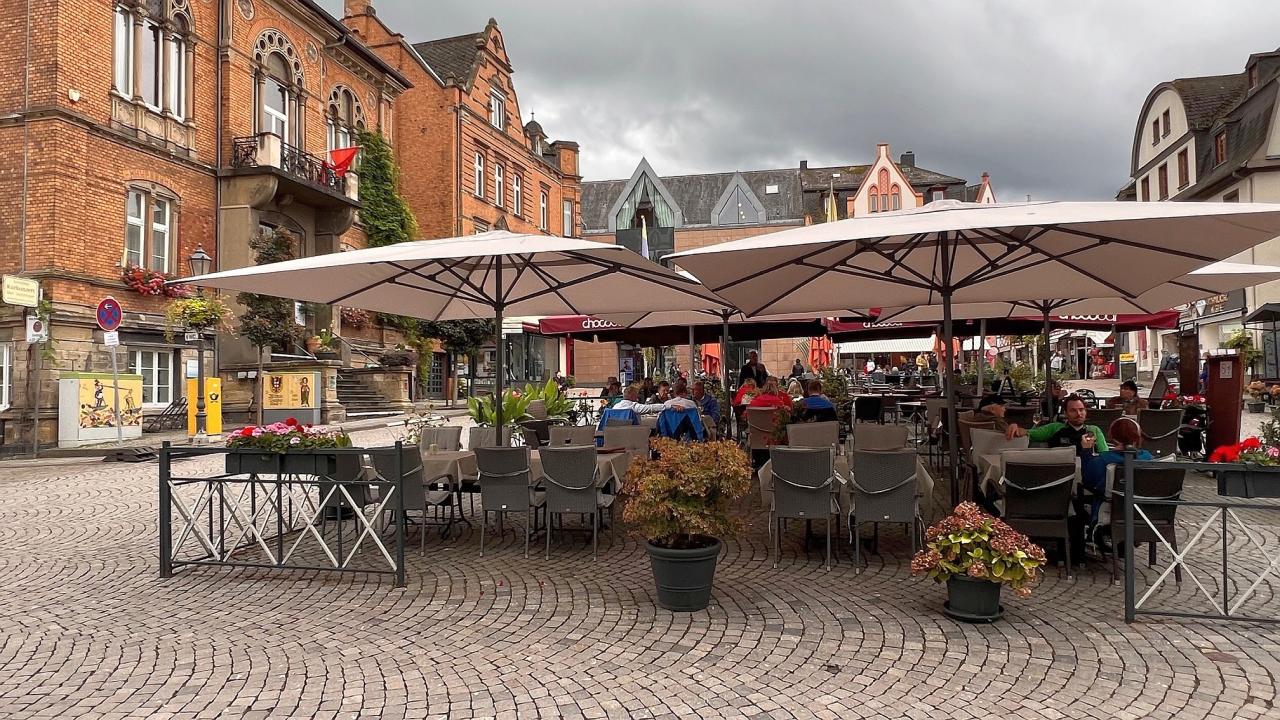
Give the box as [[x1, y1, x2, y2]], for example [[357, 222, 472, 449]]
[[188, 246, 213, 444]]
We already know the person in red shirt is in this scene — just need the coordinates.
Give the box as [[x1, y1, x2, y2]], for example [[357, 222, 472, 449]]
[[734, 378, 759, 406], [749, 378, 793, 411]]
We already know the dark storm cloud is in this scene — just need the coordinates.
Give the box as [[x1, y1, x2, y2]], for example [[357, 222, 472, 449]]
[[327, 1, 1280, 199]]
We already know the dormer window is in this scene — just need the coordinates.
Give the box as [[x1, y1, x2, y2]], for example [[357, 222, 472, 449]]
[[1152, 119, 1160, 145], [1161, 109, 1170, 137], [488, 91, 505, 130], [1215, 130, 1228, 166]]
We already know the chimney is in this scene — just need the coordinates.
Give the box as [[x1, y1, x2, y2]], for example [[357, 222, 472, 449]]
[[900, 150, 915, 168], [344, 0, 374, 16], [799, 160, 808, 170]]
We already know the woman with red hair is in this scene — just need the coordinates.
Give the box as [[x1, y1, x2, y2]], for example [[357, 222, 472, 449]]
[[1083, 417, 1154, 524]]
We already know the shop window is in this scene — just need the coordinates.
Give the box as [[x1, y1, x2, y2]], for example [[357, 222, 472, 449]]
[[129, 349, 173, 405]]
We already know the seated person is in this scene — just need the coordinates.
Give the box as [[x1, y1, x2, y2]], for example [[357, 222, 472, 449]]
[[692, 380, 720, 424], [663, 381, 699, 411], [599, 376, 619, 398], [793, 379, 838, 422], [733, 378, 759, 406], [1083, 417, 1152, 526], [613, 385, 666, 415], [1011, 395, 1109, 459], [974, 393, 1018, 434], [1107, 380, 1145, 415], [648, 380, 672, 404], [749, 378, 794, 411], [786, 376, 805, 398], [601, 381, 623, 407]]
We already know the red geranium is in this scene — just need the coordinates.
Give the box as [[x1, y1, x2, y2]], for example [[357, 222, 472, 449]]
[[1242, 437, 1262, 451], [284, 417, 299, 427], [239, 426, 255, 437]]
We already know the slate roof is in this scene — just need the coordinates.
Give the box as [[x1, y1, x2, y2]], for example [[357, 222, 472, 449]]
[[412, 32, 483, 85], [1171, 73, 1249, 130], [799, 164, 965, 192], [584, 159, 971, 233], [1187, 80, 1278, 195]]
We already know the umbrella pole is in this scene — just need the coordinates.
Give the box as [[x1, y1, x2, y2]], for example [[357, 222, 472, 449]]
[[976, 319, 986, 393], [1043, 308, 1053, 421], [494, 257, 505, 446], [943, 290, 960, 509], [689, 325, 696, 380]]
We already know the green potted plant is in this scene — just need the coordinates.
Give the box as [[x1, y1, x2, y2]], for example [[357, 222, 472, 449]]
[[315, 329, 341, 360], [224, 418, 352, 476], [466, 388, 534, 443], [163, 294, 230, 341], [911, 502, 1047, 622], [622, 438, 752, 612]]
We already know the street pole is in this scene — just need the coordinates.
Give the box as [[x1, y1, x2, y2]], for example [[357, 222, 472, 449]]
[[194, 333, 207, 444], [110, 344, 123, 447]]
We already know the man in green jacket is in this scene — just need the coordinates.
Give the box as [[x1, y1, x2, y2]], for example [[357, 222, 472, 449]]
[[1010, 394, 1108, 459]]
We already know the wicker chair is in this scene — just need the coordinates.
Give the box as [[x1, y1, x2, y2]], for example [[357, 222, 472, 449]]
[[1138, 409, 1183, 460], [746, 407, 779, 469], [787, 421, 840, 450], [369, 444, 455, 551], [549, 425, 596, 446], [1105, 465, 1185, 583], [603, 425, 651, 461], [848, 449, 920, 569], [854, 396, 883, 424], [475, 447, 542, 558], [1089, 408, 1124, 442], [1002, 458, 1077, 578], [769, 447, 840, 570], [852, 424, 908, 452], [540, 446, 613, 560], [419, 426, 462, 452]]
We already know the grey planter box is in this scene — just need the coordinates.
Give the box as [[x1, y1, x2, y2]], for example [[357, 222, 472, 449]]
[[225, 450, 340, 477], [1217, 466, 1280, 499]]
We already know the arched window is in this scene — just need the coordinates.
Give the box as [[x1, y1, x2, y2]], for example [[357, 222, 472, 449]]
[[326, 86, 365, 151], [868, 190, 878, 213], [890, 187, 901, 211], [512, 174, 523, 217], [494, 164, 505, 208], [113, 1, 194, 119], [474, 153, 485, 198], [254, 30, 305, 146], [878, 170, 891, 212], [123, 181, 178, 272]]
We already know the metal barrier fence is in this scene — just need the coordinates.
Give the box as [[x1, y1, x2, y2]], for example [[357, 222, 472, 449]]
[[1122, 453, 1280, 624], [159, 442, 408, 587]]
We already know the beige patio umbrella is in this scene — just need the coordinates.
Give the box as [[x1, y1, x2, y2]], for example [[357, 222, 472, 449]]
[[180, 231, 725, 442], [668, 200, 1280, 504]]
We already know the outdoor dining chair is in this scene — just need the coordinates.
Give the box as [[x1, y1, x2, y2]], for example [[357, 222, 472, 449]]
[[968, 428, 1029, 506], [787, 421, 840, 450], [854, 396, 883, 424], [604, 425, 652, 461], [370, 444, 455, 551], [1004, 405, 1037, 430], [848, 449, 920, 569], [475, 446, 542, 558], [1137, 409, 1183, 460], [769, 447, 840, 570], [520, 419, 552, 447], [880, 395, 901, 424], [549, 425, 596, 446], [1146, 374, 1169, 410], [746, 407, 779, 468], [1001, 458, 1077, 578], [1088, 408, 1123, 442], [1103, 465, 1184, 583], [956, 416, 994, 493], [540, 446, 614, 560], [467, 426, 499, 449], [852, 424, 908, 452], [419, 426, 462, 452]]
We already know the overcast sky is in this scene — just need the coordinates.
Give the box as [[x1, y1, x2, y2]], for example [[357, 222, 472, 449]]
[[328, 1, 1280, 200]]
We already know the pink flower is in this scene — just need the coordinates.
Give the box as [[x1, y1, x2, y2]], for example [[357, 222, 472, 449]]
[[1267, 447, 1279, 459]]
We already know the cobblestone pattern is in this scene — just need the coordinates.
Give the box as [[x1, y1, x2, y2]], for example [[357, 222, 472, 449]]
[[1, 426, 1279, 719]]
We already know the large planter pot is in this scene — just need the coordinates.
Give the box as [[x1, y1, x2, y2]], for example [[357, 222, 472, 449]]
[[1217, 465, 1280, 498], [944, 575, 1004, 623], [1247, 400, 1267, 413], [225, 449, 340, 477], [646, 537, 722, 612], [315, 349, 340, 361]]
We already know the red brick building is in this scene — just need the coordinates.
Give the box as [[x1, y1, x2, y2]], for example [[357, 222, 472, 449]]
[[0, 0, 409, 443], [343, 4, 583, 390]]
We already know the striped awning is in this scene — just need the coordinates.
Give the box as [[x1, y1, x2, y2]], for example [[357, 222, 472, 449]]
[[837, 338, 934, 354]]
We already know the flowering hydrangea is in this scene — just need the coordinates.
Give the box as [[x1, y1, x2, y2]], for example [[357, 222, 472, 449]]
[[911, 502, 1046, 597]]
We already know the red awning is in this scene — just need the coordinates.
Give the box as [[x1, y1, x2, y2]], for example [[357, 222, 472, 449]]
[[537, 315, 624, 334]]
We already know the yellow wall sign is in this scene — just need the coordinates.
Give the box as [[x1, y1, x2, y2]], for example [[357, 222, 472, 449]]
[[187, 378, 222, 436], [2, 275, 40, 308], [263, 372, 319, 409], [76, 374, 143, 429], [1119, 353, 1135, 362]]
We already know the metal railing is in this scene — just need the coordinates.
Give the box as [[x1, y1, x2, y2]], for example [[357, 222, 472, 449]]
[[1122, 453, 1280, 624], [230, 135, 346, 195], [159, 442, 407, 586]]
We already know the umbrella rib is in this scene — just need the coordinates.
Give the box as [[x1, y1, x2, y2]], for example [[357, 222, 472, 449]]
[[857, 233, 937, 288], [324, 260, 435, 305], [426, 258, 499, 305], [557, 249, 730, 302], [515, 255, 586, 314], [387, 261, 494, 306], [502, 265, 617, 307], [1049, 225, 1222, 263], [702, 239, 860, 294], [498, 253, 539, 306]]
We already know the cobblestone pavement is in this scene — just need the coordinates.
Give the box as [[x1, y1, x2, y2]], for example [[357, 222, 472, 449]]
[[2, 425, 1280, 719]]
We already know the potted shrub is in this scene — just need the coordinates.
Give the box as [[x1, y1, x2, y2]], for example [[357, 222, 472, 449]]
[[1210, 436, 1280, 498], [163, 294, 230, 341], [224, 418, 352, 476], [622, 438, 752, 612], [1247, 381, 1267, 413], [466, 389, 533, 443], [315, 329, 341, 360], [911, 502, 1047, 623]]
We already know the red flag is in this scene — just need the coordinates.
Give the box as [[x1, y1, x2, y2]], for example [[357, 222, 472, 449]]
[[326, 147, 359, 178]]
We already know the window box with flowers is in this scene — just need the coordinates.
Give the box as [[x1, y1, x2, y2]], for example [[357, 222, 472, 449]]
[[123, 265, 189, 298], [224, 419, 352, 476], [1210, 436, 1280, 498]]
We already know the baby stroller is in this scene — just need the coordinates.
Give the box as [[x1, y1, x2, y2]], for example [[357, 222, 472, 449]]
[[1178, 404, 1209, 459]]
